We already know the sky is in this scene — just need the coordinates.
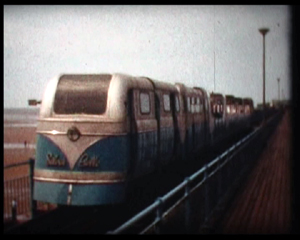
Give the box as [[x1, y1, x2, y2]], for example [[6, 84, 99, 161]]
[[4, 5, 291, 108]]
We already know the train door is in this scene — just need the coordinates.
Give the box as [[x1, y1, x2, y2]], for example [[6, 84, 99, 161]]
[[170, 93, 180, 161], [127, 89, 137, 178], [201, 93, 208, 148], [185, 95, 193, 156], [159, 91, 175, 166], [137, 90, 157, 177], [193, 93, 203, 153], [154, 92, 161, 170], [176, 92, 186, 162], [177, 93, 186, 144], [193, 87, 210, 149], [191, 96, 196, 153], [196, 93, 204, 150], [207, 95, 215, 147]]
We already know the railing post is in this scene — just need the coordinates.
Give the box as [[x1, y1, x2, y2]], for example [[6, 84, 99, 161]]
[[184, 177, 191, 234], [12, 199, 17, 222], [155, 198, 164, 234], [29, 158, 37, 219]]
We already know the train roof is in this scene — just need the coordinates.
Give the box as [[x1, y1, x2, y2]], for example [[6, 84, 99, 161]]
[[225, 95, 235, 99], [39, 73, 180, 121], [142, 77, 177, 92], [225, 95, 236, 104], [243, 98, 253, 103], [235, 97, 243, 104], [175, 83, 208, 97], [210, 92, 224, 99]]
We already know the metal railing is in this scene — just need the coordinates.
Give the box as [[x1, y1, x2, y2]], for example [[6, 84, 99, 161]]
[[109, 110, 283, 234], [3, 159, 37, 222]]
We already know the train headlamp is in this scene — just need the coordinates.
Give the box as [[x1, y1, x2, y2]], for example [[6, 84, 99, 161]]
[[67, 126, 81, 142]]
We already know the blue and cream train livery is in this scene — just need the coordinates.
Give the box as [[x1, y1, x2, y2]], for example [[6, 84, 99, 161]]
[[33, 73, 254, 206]]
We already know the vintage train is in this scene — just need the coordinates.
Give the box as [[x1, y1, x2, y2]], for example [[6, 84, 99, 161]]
[[33, 73, 254, 206]]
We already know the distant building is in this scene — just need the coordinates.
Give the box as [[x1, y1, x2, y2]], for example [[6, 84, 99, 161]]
[[271, 99, 290, 108]]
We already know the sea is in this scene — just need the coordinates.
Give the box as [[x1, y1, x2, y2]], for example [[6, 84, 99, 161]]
[[4, 108, 39, 126], [4, 108, 39, 149]]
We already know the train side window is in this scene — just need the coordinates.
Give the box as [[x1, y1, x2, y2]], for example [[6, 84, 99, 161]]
[[191, 97, 195, 113], [216, 101, 223, 114], [175, 95, 180, 112], [245, 105, 250, 114], [213, 104, 217, 114], [196, 97, 200, 113], [231, 105, 236, 114], [227, 106, 231, 114], [200, 98, 204, 113], [163, 94, 171, 112], [187, 97, 191, 112], [200, 99, 203, 113], [140, 92, 150, 114], [240, 105, 244, 113]]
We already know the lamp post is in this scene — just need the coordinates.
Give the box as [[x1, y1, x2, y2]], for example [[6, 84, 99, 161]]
[[259, 28, 269, 122], [277, 78, 280, 102]]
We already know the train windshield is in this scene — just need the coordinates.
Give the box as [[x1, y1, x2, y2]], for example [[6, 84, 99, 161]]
[[53, 75, 112, 115]]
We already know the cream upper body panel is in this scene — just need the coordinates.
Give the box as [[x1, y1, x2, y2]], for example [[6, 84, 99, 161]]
[[38, 73, 154, 123], [39, 76, 60, 119]]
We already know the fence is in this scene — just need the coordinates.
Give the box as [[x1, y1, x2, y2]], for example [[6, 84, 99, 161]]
[[109, 110, 283, 234], [3, 159, 37, 222]]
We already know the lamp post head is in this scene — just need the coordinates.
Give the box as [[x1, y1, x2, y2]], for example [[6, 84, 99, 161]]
[[259, 28, 270, 36]]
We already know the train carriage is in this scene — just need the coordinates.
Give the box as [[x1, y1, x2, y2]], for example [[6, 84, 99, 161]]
[[146, 79, 178, 167], [33, 72, 255, 206], [235, 97, 245, 131], [125, 76, 158, 179], [224, 95, 237, 130], [175, 84, 204, 158], [192, 87, 210, 153], [210, 93, 225, 144], [243, 98, 254, 129]]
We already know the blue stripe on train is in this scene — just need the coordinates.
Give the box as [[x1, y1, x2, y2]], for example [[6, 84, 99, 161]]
[[34, 134, 130, 205], [35, 134, 70, 170], [35, 134, 130, 172]]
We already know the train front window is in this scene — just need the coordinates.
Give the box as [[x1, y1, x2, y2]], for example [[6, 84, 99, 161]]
[[53, 74, 112, 115]]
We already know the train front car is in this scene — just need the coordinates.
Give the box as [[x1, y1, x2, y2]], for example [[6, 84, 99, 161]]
[[33, 74, 131, 206]]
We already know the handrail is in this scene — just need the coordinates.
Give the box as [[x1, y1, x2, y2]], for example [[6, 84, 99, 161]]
[[4, 158, 35, 169], [109, 124, 262, 234], [4, 158, 37, 221]]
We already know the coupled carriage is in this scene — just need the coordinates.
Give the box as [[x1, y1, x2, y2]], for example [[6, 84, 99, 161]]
[[33, 73, 254, 206]]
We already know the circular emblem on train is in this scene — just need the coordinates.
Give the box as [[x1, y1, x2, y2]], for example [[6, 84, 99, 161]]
[[67, 126, 81, 142]]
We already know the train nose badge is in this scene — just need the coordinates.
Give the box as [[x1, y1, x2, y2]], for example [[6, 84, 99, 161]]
[[67, 126, 81, 142]]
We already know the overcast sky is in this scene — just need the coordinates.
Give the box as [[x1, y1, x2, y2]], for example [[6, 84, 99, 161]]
[[4, 5, 291, 108]]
